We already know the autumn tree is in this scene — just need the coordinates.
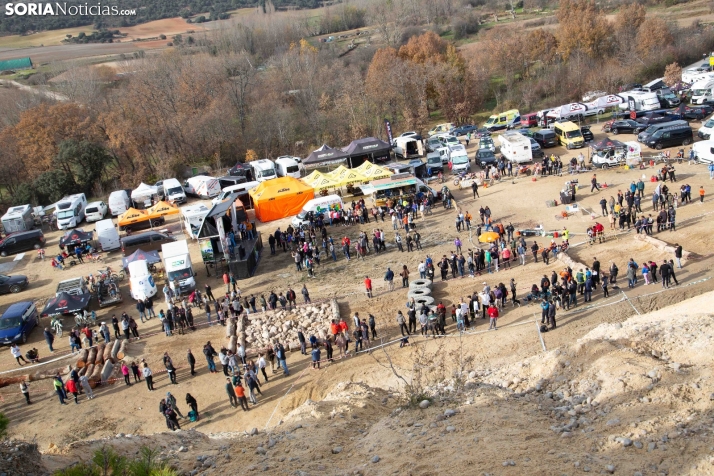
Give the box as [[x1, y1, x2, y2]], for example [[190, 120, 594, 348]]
[[245, 149, 258, 162], [398, 30, 447, 64], [556, 0, 612, 60], [636, 18, 674, 59], [664, 62, 683, 86]]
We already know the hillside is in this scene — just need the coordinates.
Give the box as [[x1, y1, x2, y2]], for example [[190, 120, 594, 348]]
[[0, 0, 321, 35]]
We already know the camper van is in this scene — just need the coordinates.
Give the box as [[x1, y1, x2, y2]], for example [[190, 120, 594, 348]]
[[618, 91, 660, 112], [55, 193, 87, 230], [698, 117, 714, 139], [162, 178, 187, 204], [292, 195, 344, 228], [183, 176, 221, 199], [277, 155, 306, 175], [484, 109, 520, 131], [394, 136, 424, 160], [1, 205, 33, 233], [251, 159, 278, 182], [162, 240, 195, 295], [181, 204, 210, 239], [693, 139, 714, 163], [274, 156, 302, 178], [108, 190, 131, 216], [690, 78, 714, 105], [95, 219, 121, 252], [212, 181, 260, 207], [498, 132, 533, 164]]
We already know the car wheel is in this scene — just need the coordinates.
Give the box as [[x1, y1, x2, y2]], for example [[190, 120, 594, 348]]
[[655, 143, 663, 150], [9, 285, 21, 294], [33, 243, 41, 250], [566, 143, 572, 150], [21, 332, 26, 344], [597, 110, 604, 115], [601, 164, 608, 170], [0, 251, 6, 257], [683, 138, 692, 146], [612, 128, 619, 135]]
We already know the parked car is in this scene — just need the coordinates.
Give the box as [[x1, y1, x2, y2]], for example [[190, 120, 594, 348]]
[[439, 135, 460, 148], [516, 129, 536, 138], [0, 302, 37, 344], [426, 155, 443, 174], [0, 230, 45, 257], [580, 126, 594, 142], [426, 137, 442, 152], [451, 124, 478, 136], [681, 106, 710, 121], [0, 274, 28, 294], [520, 113, 538, 128], [606, 119, 640, 135], [530, 138, 544, 158], [479, 137, 496, 153], [475, 149, 497, 168]]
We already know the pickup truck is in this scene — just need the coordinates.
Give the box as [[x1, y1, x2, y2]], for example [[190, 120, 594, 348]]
[[56, 277, 88, 296]]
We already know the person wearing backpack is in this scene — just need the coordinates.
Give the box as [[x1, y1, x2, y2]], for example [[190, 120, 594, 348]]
[[186, 393, 199, 421]]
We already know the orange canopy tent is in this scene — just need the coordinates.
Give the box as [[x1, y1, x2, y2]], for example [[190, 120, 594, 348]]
[[117, 208, 149, 228], [146, 200, 180, 219], [249, 176, 315, 222]]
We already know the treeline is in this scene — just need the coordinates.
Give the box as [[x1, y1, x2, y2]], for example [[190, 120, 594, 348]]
[[0, 0, 319, 34], [0, 0, 713, 208]]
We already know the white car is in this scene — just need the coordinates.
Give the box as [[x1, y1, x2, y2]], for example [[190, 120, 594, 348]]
[[85, 201, 108, 223], [439, 135, 460, 148], [479, 137, 496, 153]]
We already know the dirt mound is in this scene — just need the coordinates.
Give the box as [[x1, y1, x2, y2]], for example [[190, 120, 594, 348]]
[[0, 440, 47, 476]]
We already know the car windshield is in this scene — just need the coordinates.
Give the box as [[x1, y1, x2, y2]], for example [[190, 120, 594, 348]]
[[704, 119, 714, 128], [427, 157, 440, 164], [167, 187, 183, 195], [85, 207, 98, 213], [693, 89, 710, 96], [477, 151, 493, 159], [57, 210, 75, 219], [168, 269, 192, 281], [566, 131, 583, 139], [0, 317, 22, 330], [260, 169, 276, 178], [452, 156, 468, 164], [485, 117, 495, 125]]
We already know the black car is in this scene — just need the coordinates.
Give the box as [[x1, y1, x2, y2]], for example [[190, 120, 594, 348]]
[[475, 149, 497, 168], [580, 126, 594, 142], [0, 230, 45, 257], [681, 106, 708, 121], [451, 124, 478, 137], [0, 274, 28, 294], [608, 119, 640, 135]]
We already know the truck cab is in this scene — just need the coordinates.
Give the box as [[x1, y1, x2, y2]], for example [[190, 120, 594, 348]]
[[162, 240, 196, 295], [484, 109, 520, 131]]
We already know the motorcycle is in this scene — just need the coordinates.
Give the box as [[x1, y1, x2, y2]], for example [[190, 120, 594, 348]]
[[51, 316, 63, 337]]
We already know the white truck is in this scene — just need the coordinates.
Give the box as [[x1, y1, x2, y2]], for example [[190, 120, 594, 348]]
[[498, 131, 533, 164], [95, 218, 121, 251], [128, 260, 157, 301], [618, 91, 660, 112], [251, 159, 278, 182], [184, 176, 221, 198], [162, 178, 187, 204], [274, 156, 302, 178], [162, 240, 196, 296], [693, 139, 714, 164], [393, 136, 424, 160], [690, 78, 714, 105], [448, 145, 470, 173]]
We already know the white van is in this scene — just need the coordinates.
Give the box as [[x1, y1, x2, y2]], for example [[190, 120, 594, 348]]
[[128, 260, 157, 300], [181, 204, 210, 239], [251, 159, 277, 182], [95, 218, 121, 251], [162, 178, 187, 204], [85, 201, 107, 223], [1, 204, 33, 233], [292, 195, 344, 228], [55, 193, 87, 230], [693, 140, 714, 164], [698, 117, 714, 140], [212, 181, 260, 205], [449, 146, 470, 173], [184, 176, 221, 198], [274, 157, 302, 178], [690, 78, 714, 105], [108, 190, 131, 216]]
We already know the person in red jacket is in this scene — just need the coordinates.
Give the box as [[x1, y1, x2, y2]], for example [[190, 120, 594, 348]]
[[364, 276, 372, 298], [66, 378, 80, 404], [487, 304, 499, 331], [338, 318, 349, 352]]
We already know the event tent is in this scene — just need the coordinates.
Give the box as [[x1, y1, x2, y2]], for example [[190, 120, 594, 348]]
[[302, 170, 341, 191], [342, 137, 391, 167], [58, 228, 93, 250], [122, 249, 162, 270], [42, 291, 92, 316], [303, 144, 349, 169], [117, 208, 149, 228], [353, 161, 393, 180], [131, 183, 159, 207], [327, 165, 368, 187], [146, 200, 180, 219], [591, 138, 625, 151], [249, 177, 314, 222]]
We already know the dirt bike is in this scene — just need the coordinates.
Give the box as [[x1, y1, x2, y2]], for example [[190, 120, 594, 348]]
[[97, 266, 125, 282], [51, 317, 63, 337]]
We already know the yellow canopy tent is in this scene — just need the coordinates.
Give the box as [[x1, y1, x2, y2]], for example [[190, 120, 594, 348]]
[[117, 208, 149, 228], [326, 166, 368, 187], [249, 176, 315, 222], [355, 161, 393, 180], [302, 170, 324, 185], [146, 200, 180, 220]]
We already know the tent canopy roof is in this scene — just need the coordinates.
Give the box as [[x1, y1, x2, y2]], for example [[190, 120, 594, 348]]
[[122, 249, 162, 269], [59, 228, 93, 248], [591, 138, 625, 150], [131, 182, 159, 200], [303, 144, 349, 168], [342, 137, 391, 157]]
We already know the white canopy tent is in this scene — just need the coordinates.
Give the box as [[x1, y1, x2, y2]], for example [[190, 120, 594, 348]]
[[131, 182, 159, 208]]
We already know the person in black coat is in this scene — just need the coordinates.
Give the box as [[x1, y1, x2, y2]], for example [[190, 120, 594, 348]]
[[43, 328, 55, 352], [187, 349, 196, 376]]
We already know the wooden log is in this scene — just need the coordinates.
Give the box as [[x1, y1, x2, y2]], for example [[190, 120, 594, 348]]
[[88, 363, 102, 384], [100, 360, 114, 383], [87, 347, 98, 366], [94, 344, 105, 366], [0, 376, 27, 388], [83, 364, 95, 383], [78, 366, 88, 377], [227, 335, 237, 353], [116, 339, 129, 360], [111, 339, 121, 359], [240, 330, 246, 351], [102, 343, 113, 363], [75, 349, 89, 368], [226, 320, 236, 338], [28, 365, 71, 382]]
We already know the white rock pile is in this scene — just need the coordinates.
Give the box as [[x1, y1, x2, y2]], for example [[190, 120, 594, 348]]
[[244, 301, 338, 352]]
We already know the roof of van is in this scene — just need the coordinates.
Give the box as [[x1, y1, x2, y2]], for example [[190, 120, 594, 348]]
[[275, 157, 299, 164], [489, 109, 519, 117], [251, 159, 275, 167], [2, 205, 31, 219], [554, 121, 580, 130], [86, 201, 104, 207], [223, 181, 260, 192], [163, 178, 182, 184], [109, 190, 129, 197], [2, 302, 32, 318]]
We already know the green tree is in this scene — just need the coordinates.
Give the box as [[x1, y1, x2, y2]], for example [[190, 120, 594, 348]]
[[33, 170, 76, 204], [54, 140, 110, 196]]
